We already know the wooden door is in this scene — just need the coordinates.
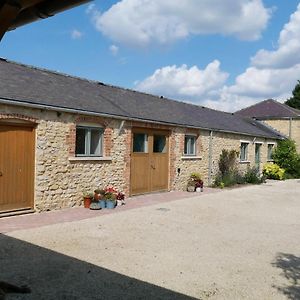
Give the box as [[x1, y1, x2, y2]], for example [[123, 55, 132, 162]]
[[0, 124, 35, 212], [151, 133, 169, 192], [130, 129, 169, 195]]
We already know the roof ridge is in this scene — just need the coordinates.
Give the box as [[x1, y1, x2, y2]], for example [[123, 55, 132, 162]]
[[235, 99, 275, 113], [275, 100, 300, 116]]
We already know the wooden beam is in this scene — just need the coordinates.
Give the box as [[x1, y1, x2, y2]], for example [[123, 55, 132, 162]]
[[0, 2, 21, 41]]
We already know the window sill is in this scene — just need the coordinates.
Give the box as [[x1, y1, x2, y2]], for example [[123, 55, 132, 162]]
[[181, 156, 202, 160], [69, 156, 112, 162], [239, 160, 250, 164], [267, 159, 274, 162]]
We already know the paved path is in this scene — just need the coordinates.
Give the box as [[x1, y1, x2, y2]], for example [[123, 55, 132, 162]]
[[0, 188, 217, 233], [1, 180, 300, 300]]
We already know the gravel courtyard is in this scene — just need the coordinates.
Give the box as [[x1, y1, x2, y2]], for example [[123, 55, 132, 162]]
[[1, 180, 300, 300]]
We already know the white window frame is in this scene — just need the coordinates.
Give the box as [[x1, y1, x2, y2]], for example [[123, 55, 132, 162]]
[[267, 143, 275, 161], [75, 125, 103, 157], [240, 141, 249, 162], [184, 134, 197, 156]]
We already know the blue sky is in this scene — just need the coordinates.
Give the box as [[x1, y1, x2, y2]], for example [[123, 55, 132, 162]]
[[1, 0, 300, 112]]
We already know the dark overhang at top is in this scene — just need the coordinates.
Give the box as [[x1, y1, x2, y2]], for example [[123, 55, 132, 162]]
[[0, 0, 92, 41]]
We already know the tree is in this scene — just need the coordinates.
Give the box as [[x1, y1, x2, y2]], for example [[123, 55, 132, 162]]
[[285, 80, 300, 109], [272, 139, 300, 178]]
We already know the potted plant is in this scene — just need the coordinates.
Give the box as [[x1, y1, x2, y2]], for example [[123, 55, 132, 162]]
[[116, 192, 125, 206], [195, 180, 204, 192], [187, 172, 203, 192], [98, 189, 106, 208], [89, 189, 103, 210], [82, 191, 93, 208], [187, 178, 196, 192], [105, 192, 116, 209]]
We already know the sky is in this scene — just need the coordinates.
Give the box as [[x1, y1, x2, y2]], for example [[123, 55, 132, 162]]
[[1, 0, 300, 112]]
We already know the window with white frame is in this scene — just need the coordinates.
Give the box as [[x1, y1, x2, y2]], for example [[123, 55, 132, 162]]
[[267, 144, 274, 160], [75, 126, 103, 156], [184, 135, 196, 156], [240, 142, 249, 161]]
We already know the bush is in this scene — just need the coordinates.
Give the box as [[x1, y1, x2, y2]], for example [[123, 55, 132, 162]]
[[218, 149, 239, 176], [272, 139, 300, 178], [244, 167, 264, 184], [263, 163, 285, 180]]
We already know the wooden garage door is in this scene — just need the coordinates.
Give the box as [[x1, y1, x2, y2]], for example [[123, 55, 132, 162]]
[[0, 124, 35, 212], [130, 129, 169, 195]]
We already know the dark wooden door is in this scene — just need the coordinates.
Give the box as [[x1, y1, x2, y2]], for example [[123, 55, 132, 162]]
[[130, 129, 169, 195], [0, 125, 35, 212]]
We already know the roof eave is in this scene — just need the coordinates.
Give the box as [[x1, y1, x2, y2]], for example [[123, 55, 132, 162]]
[[0, 97, 282, 140]]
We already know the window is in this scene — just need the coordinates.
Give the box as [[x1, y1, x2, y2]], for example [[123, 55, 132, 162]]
[[267, 144, 274, 160], [133, 133, 148, 153], [240, 142, 249, 161], [75, 126, 103, 156], [153, 135, 167, 153], [184, 135, 196, 156]]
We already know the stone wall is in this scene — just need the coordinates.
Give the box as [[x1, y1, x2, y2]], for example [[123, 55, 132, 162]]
[[0, 104, 129, 211], [169, 130, 276, 191], [264, 119, 300, 153], [0, 103, 278, 212]]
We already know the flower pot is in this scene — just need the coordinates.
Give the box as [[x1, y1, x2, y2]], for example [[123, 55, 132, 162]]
[[99, 199, 106, 209], [90, 201, 101, 210], [83, 197, 92, 208], [196, 187, 201, 192], [187, 185, 195, 192], [106, 200, 116, 209]]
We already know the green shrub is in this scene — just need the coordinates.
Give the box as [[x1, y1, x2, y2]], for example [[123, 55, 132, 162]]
[[218, 149, 239, 176], [244, 167, 264, 184], [263, 163, 285, 180], [272, 139, 300, 178]]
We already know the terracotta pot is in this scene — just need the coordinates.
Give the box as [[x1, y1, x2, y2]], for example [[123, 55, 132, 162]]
[[83, 197, 92, 208]]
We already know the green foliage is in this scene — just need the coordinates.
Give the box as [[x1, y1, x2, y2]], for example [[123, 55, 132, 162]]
[[83, 191, 93, 198], [244, 167, 264, 184], [104, 192, 117, 201], [187, 172, 203, 191], [285, 80, 300, 109], [213, 149, 264, 188], [218, 149, 239, 176], [272, 139, 300, 178], [214, 149, 246, 188], [263, 163, 285, 180], [190, 172, 202, 181]]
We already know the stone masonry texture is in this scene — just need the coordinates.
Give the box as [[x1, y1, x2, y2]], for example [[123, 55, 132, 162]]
[[0, 103, 278, 212], [264, 119, 300, 153]]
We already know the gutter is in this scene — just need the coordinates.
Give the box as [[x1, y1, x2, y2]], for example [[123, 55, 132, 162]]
[[0, 96, 282, 140]]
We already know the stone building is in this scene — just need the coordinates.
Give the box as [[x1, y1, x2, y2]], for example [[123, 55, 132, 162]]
[[236, 99, 300, 153], [0, 59, 283, 215]]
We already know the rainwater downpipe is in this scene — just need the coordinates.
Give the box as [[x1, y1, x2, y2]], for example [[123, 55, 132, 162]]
[[289, 117, 292, 138], [208, 130, 213, 186]]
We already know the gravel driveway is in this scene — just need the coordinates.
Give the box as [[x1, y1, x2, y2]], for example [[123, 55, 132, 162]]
[[1, 180, 300, 299]]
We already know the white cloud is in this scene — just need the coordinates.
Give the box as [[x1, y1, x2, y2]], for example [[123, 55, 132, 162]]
[[136, 60, 229, 99], [89, 0, 271, 48], [109, 44, 119, 56], [71, 29, 83, 40], [251, 4, 300, 69], [136, 4, 300, 112]]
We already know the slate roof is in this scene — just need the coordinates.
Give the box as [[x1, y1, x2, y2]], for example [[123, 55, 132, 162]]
[[236, 99, 300, 119], [0, 58, 283, 139]]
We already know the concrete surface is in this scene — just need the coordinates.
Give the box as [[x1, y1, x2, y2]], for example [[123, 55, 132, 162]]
[[1, 180, 300, 299]]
